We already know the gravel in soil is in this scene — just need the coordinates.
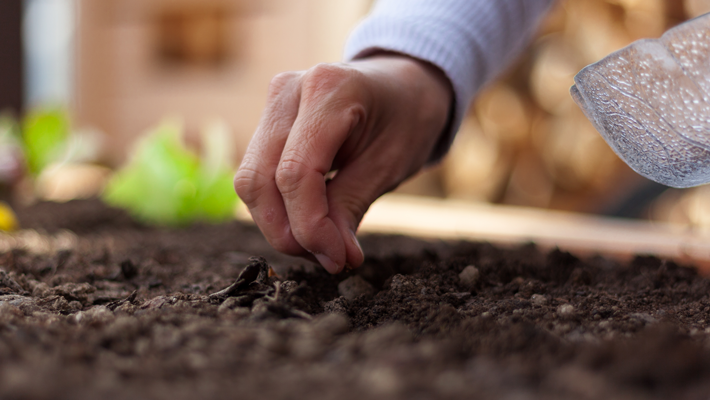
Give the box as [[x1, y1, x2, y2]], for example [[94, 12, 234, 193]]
[[2, 199, 710, 399]]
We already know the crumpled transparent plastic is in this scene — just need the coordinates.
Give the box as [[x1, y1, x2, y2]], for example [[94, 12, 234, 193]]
[[571, 13, 710, 188]]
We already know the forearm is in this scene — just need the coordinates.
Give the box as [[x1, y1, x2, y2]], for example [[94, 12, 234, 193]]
[[344, 0, 555, 162]]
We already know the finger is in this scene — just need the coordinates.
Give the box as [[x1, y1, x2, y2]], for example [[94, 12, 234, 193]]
[[275, 66, 364, 273], [234, 71, 306, 256], [326, 111, 443, 269], [325, 146, 410, 269]]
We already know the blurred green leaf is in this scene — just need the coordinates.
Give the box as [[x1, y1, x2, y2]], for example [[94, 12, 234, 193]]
[[103, 120, 238, 225], [22, 109, 69, 175], [0, 113, 20, 141], [0, 114, 24, 186]]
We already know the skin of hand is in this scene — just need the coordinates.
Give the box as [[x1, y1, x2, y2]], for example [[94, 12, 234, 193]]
[[234, 53, 453, 274]]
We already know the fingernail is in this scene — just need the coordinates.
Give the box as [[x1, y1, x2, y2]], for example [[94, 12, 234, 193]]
[[350, 230, 364, 260], [314, 253, 340, 274]]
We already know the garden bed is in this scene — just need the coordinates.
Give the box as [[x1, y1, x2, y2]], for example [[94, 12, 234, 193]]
[[1, 199, 710, 399]]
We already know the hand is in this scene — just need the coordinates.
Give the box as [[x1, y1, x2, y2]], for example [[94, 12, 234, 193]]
[[234, 54, 453, 273]]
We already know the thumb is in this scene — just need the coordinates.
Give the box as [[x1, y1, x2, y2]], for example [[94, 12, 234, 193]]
[[325, 156, 408, 269]]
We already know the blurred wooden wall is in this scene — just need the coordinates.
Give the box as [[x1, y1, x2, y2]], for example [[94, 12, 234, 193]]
[[0, 0, 23, 115], [74, 0, 371, 167]]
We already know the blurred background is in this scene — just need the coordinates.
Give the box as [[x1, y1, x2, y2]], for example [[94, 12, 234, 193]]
[[2, 0, 710, 229]]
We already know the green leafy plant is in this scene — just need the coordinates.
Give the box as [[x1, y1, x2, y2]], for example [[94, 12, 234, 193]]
[[21, 108, 70, 175], [103, 120, 239, 225]]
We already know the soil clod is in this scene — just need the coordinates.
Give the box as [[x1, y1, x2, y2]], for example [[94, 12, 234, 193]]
[[337, 275, 375, 300]]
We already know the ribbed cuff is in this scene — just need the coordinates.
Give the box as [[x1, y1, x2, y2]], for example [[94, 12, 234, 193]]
[[343, 0, 554, 164], [344, 15, 484, 164]]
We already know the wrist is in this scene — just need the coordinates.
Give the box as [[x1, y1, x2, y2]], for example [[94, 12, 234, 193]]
[[354, 51, 455, 160]]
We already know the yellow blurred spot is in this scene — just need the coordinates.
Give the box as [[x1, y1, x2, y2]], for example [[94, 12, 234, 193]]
[[0, 202, 18, 231]]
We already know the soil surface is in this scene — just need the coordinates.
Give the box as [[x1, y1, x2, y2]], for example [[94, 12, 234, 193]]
[[2, 200, 710, 399]]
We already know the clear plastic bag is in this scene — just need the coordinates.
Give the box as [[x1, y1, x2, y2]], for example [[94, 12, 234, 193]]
[[571, 13, 710, 188]]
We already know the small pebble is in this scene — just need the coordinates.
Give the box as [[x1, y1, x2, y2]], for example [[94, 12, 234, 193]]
[[531, 294, 548, 306], [323, 297, 348, 314], [557, 304, 575, 317], [312, 313, 350, 337], [75, 305, 114, 325], [458, 265, 480, 290], [338, 276, 375, 300]]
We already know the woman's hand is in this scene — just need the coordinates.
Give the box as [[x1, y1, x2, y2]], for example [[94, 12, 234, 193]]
[[234, 54, 452, 273]]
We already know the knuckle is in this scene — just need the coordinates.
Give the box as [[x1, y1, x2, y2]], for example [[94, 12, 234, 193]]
[[301, 63, 358, 99], [274, 156, 309, 196], [306, 63, 349, 80], [234, 161, 268, 204], [267, 71, 301, 97]]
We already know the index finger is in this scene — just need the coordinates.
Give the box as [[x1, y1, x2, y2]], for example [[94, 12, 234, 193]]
[[234, 71, 307, 257], [274, 65, 365, 272]]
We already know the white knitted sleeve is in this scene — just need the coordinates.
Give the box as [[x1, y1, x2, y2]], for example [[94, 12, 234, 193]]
[[344, 0, 555, 162]]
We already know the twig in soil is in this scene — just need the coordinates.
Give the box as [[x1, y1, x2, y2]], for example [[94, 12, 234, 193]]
[[208, 257, 271, 303], [208, 257, 313, 320], [106, 290, 138, 311]]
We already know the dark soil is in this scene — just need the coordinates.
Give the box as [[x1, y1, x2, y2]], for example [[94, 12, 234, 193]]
[[2, 200, 710, 399]]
